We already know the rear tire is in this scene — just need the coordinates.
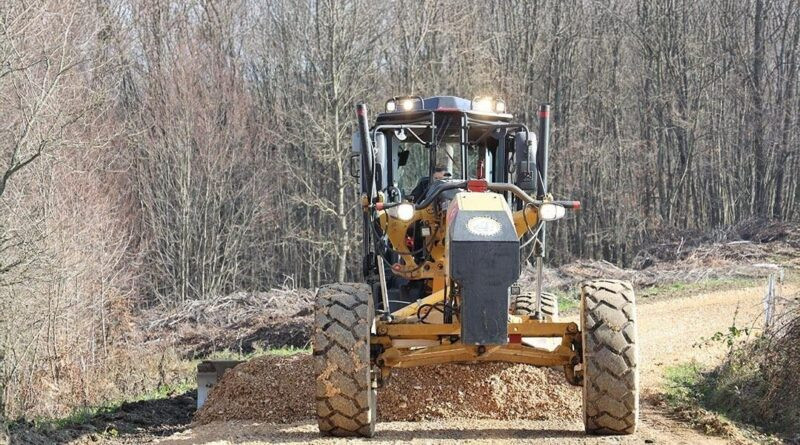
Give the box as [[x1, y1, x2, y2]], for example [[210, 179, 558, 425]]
[[313, 283, 377, 437], [512, 292, 559, 320], [580, 279, 639, 435]]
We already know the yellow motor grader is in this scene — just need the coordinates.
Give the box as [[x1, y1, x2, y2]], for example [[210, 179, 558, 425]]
[[314, 96, 638, 437]]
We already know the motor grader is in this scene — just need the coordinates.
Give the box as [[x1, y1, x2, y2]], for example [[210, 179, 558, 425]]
[[314, 96, 639, 437]]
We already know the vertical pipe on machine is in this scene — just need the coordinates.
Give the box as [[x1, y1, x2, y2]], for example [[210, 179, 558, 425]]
[[535, 104, 550, 320], [356, 104, 374, 278], [355, 103, 391, 318], [536, 105, 550, 201], [356, 103, 374, 198]]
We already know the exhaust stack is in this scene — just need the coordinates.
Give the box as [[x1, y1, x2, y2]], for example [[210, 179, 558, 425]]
[[536, 104, 550, 199], [355, 103, 374, 198], [534, 104, 551, 320]]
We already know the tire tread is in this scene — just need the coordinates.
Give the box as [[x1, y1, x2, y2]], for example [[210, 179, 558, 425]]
[[512, 292, 559, 320], [581, 279, 639, 435], [314, 283, 376, 437]]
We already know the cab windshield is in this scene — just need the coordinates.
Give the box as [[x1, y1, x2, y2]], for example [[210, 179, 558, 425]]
[[395, 140, 489, 197]]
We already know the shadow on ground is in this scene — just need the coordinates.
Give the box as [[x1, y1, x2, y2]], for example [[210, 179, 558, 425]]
[[9, 390, 196, 445], [159, 420, 602, 445]]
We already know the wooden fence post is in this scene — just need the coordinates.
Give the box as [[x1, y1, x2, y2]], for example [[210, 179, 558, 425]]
[[763, 272, 777, 330]]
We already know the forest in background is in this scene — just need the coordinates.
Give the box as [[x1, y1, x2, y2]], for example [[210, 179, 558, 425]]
[[1, 0, 799, 420]]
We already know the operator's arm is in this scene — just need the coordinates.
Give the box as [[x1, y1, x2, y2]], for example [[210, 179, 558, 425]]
[[408, 177, 430, 202]]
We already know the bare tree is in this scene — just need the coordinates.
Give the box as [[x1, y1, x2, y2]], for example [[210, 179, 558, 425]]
[[0, 1, 96, 200], [249, 0, 387, 285]]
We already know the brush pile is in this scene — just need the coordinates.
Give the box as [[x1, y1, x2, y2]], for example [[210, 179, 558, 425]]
[[144, 288, 315, 357]]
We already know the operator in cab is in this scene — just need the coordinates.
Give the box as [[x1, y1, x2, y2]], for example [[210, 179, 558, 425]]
[[409, 165, 449, 202]]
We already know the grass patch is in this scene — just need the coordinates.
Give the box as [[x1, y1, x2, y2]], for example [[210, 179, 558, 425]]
[[35, 406, 111, 431], [663, 362, 707, 404], [553, 276, 762, 314], [660, 362, 750, 439], [555, 291, 579, 313], [30, 379, 195, 432], [267, 346, 311, 356], [662, 356, 792, 443], [639, 276, 760, 300], [135, 380, 196, 402], [205, 345, 310, 361]]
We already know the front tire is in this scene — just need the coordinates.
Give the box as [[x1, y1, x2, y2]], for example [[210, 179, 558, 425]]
[[580, 279, 639, 435], [313, 283, 377, 437]]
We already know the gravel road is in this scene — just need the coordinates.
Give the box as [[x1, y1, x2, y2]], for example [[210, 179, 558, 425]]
[[159, 284, 786, 444]]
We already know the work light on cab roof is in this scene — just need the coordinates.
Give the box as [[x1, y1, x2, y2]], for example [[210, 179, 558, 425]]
[[384, 94, 507, 114], [385, 95, 424, 112], [471, 96, 506, 113]]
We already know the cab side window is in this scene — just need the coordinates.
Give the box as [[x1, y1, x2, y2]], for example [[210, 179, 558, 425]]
[[396, 142, 428, 196]]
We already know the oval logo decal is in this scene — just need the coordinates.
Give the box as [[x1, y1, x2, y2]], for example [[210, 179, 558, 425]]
[[466, 216, 502, 237]]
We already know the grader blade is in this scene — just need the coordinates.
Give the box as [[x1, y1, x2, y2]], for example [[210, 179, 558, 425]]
[[196, 360, 243, 409]]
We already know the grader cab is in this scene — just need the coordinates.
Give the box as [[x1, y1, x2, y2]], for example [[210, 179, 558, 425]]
[[313, 96, 639, 437]]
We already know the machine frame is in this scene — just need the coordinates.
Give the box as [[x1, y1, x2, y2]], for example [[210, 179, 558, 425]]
[[353, 97, 581, 384], [312, 96, 639, 438]]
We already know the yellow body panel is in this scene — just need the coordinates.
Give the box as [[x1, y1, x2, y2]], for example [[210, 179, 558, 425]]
[[374, 191, 538, 284], [453, 191, 510, 212], [513, 205, 540, 236], [390, 288, 445, 320], [378, 206, 446, 283], [369, 191, 575, 379]]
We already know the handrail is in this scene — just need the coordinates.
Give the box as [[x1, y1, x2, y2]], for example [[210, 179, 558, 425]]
[[380, 180, 580, 211]]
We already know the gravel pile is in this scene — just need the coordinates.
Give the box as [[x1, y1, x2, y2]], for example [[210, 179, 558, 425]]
[[194, 354, 314, 424], [195, 355, 581, 424], [380, 362, 581, 421]]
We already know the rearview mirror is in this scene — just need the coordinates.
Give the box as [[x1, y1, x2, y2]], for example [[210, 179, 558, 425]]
[[514, 131, 537, 191], [349, 154, 360, 178], [398, 150, 410, 167]]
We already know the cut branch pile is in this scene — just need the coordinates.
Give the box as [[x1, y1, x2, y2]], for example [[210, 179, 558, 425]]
[[143, 288, 315, 357], [147, 288, 314, 330], [525, 224, 800, 293]]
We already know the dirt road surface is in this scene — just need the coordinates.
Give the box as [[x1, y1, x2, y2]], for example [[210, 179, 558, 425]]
[[159, 284, 785, 444]]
